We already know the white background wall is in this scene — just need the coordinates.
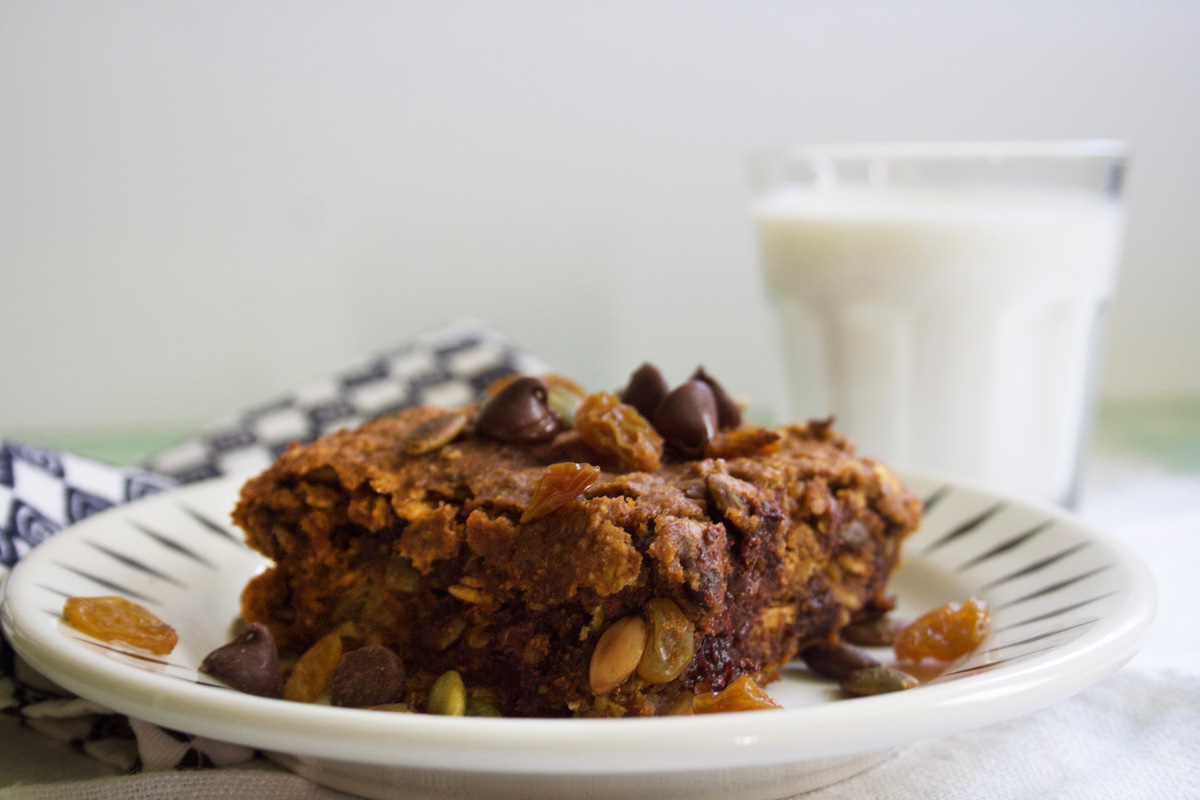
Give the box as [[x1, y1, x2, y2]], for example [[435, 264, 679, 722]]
[[2, 1, 1198, 433]]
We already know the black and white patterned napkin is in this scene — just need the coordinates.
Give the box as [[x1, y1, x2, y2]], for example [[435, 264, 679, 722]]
[[0, 321, 541, 773], [0, 444, 177, 570], [144, 321, 545, 483]]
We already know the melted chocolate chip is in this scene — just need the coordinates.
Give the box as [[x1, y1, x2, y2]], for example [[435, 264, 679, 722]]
[[653, 380, 718, 457], [690, 367, 742, 430], [199, 623, 285, 698], [620, 362, 670, 419], [329, 645, 407, 708], [475, 376, 562, 443]]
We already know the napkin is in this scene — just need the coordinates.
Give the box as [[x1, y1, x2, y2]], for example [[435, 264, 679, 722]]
[[0, 322, 540, 776], [143, 320, 546, 484]]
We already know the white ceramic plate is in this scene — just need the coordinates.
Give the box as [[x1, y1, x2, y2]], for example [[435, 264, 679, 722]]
[[1, 473, 1155, 800]]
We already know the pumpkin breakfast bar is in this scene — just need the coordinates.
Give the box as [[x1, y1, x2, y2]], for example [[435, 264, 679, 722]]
[[233, 368, 921, 717]]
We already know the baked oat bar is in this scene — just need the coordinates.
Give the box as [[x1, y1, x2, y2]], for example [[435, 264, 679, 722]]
[[233, 368, 921, 717]]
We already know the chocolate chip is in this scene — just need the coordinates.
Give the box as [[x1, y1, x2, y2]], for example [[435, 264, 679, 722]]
[[475, 376, 562, 443], [652, 380, 718, 457], [620, 363, 670, 419], [800, 641, 880, 681], [841, 615, 909, 647], [690, 367, 742, 430], [329, 645, 407, 708], [199, 623, 285, 698]]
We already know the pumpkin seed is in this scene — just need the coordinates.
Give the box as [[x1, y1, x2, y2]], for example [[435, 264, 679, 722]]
[[465, 697, 503, 717], [401, 410, 469, 455], [589, 615, 647, 695], [839, 666, 919, 697], [427, 670, 467, 716]]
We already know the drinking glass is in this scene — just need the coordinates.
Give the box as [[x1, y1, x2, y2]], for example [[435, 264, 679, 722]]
[[749, 141, 1127, 506]]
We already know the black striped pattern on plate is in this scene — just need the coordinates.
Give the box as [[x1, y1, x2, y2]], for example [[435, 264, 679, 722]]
[[41, 501, 253, 689], [40, 481, 1121, 698], [911, 483, 1116, 683]]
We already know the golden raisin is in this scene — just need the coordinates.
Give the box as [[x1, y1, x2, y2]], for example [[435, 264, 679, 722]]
[[894, 597, 991, 663], [574, 392, 663, 473], [62, 596, 178, 655], [693, 675, 782, 714], [637, 598, 695, 684], [521, 462, 601, 523], [284, 631, 344, 702], [704, 427, 782, 459]]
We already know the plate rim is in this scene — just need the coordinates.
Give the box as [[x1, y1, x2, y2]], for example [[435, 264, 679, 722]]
[[0, 471, 1157, 775]]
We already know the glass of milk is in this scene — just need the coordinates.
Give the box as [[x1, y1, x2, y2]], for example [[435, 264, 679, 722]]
[[749, 141, 1126, 506]]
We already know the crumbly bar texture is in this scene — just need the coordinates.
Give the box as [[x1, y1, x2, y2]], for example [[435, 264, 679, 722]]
[[234, 408, 921, 717]]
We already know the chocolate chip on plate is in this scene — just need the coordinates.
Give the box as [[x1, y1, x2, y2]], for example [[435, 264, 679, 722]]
[[841, 615, 910, 647], [199, 623, 285, 698], [800, 641, 880, 682], [329, 645, 407, 708]]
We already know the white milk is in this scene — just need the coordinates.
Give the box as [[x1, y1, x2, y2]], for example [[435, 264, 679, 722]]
[[755, 188, 1124, 504]]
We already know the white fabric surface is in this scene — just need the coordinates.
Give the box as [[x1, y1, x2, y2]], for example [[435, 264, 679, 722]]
[[2, 456, 1198, 799], [805, 669, 1200, 800], [0, 765, 353, 800]]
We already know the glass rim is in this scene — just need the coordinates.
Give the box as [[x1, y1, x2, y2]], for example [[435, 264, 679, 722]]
[[752, 139, 1127, 164]]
